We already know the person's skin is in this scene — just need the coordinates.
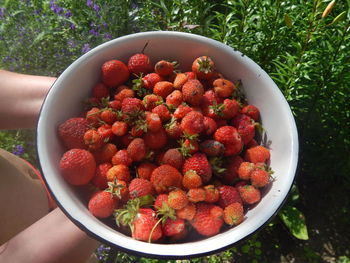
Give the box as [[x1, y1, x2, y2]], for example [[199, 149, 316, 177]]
[[0, 70, 56, 130], [0, 70, 100, 262]]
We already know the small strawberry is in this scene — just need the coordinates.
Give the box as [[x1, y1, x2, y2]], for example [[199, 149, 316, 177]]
[[101, 60, 129, 87], [129, 178, 155, 199], [112, 149, 132, 166], [182, 153, 212, 184], [213, 78, 235, 98], [190, 203, 224, 237], [166, 90, 183, 108], [97, 124, 114, 143], [173, 73, 188, 90], [238, 185, 261, 205], [132, 208, 163, 242], [108, 99, 122, 110], [237, 121, 256, 145], [93, 143, 117, 164], [111, 121, 128, 136], [203, 116, 218, 136], [150, 164, 183, 194], [121, 97, 144, 114], [107, 164, 131, 182], [145, 112, 162, 132], [217, 185, 243, 208], [244, 145, 270, 164], [59, 148, 96, 185], [86, 107, 101, 127], [221, 99, 240, 120], [143, 94, 163, 111], [91, 162, 113, 189], [92, 82, 109, 100], [88, 190, 118, 218], [204, 185, 220, 203], [191, 56, 215, 80], [83, 129, 104, 150], [187, 188, 206, 203], [213, 126, 243, 156], [237, 161, 256, 180], [250, 169, 270, 188], [164, 116, 183, 139], [180, 111, 204, 135], [137, 162, 157, 180], [143, 128, 168, 150], [154, 193, 169, 211], [199, 140, 225, 157], [182, 170, 202, 189], [128, 53, 152, 76], [223, 202, 244, 226], [168, 189, 189, 210], [143, 72, 162, 90], [221, 155, 244, 185], [176, 202, 196, 221], [151, 104, 171, 122], [173, 104, 192, 119], [153, 81, 174, 99], [241, 104, 260, 121], [161, 148, 184, 171], [58, 117, 89, 149], [182, 79, 204, 106], [114, 87, 135, 102], [162, 217, 186, 237], [154, 60, 174, 77], [127, 138, 147, 162]]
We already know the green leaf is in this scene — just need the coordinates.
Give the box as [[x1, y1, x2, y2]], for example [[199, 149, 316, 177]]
[[279, 205, 309, 240], [327, 11, 346, 26]]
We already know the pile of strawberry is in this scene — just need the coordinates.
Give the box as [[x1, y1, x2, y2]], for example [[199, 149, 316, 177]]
[[57, 51, 272, 243]]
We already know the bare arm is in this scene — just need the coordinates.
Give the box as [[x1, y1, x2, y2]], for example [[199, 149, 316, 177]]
[[0, 70, 56, 130], [0, 208, 99, 263]]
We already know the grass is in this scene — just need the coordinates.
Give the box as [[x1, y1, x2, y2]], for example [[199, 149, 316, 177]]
[[1, 0, 350, 262]]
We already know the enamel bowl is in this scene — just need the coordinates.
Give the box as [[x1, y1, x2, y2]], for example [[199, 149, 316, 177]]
[[37, 31, 298, 258]]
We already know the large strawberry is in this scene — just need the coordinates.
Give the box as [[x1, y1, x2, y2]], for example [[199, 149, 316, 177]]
[[59, 148, 96, 185], [58, 117, 89, 149], [128, 53, 152, 76], [182, 153, 212, 184], [101, 60, 129, 87], [150, 164, 183, 194], [132, 208, 163, 242], [88, 190, 118, 218]]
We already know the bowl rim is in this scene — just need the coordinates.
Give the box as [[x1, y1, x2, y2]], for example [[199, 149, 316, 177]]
[[36, 30, 299, 259]]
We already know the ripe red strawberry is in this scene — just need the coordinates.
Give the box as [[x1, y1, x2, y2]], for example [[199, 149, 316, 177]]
[[128, 178, 155, 199], [121, 97, 144, 114], [217, 185, 243, 208], [199, 140, 225, 157], [137, 162, 157, 180], [176, 202, 196, 221], [132, 208, 163, 242], [58, 117, 89, 149], [153, 81, 174, 99], [88, 190, 118, 218], [59, 149, 96, 185], [93, 143, 117, 164], [238, 161, 255, 180], [182, 79, 204, 106], [86, 107, 101, 128], [127, 138, 147, 162], [237, 121, 256, 145], [250, 169, 270, 188], [150, 164, 183, 194], [97, 124, 114, 143], [83, 129, 104, 150], [180, 111, 204, 135], [112, 149, 132, 166], [100, 109, 118, 125], [108, 99, 122, 110], [203, 116, 218, 136], [154, 60, 174, 76], [154, 193, 169, 211], [231, 113, 252, 128], [101, 60, 129, 87], [143, 127, 168, 150], [213, 78, 235, 98], [168, 189, 189, 210], [111, 121, 128, 136], [213, 126, 243, 156], [114, 87, 135, 102], [166, 90, 183, 108], [179, 138, 199, 157], [241, 104, 260, 121], [238, 185, 261, 205], [182, 170, 202, 189], [92, 82, 109, 99], [221, 155, 244, 185], [190, 203, 224, 237], [204, 185, 220, 203], [128, 53, 152, 75], [164, 117, 183, 139], [221, 99, 240, 120], [145, 112, 162, 132], [107, 164, 131, 182], [173, 73, 188, 90], [162, 217, 186, 237], [143, 94, 163, 110], [143, 73, 162, 90], [151, 104, 171, 122], [223, 202, 244, 226], [187, 188, 206, 203], [91, 162, 113, 189], [192, 56, 215, 80], [161, 148, 184, 171], [182, 153, 212, 184], [173, 104, 192, 119], [244, 145, 270, 163]]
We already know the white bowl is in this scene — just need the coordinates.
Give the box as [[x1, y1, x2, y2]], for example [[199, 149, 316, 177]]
[[37, 31, 298, 258]]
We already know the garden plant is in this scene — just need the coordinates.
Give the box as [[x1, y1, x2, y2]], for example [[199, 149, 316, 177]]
[[0, 0, 349, 262]]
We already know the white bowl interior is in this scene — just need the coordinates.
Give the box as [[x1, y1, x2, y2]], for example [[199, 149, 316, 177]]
[[37, 31, 298, 258]]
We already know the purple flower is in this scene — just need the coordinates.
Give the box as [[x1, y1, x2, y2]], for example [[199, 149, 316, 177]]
[[0, 7, 6, 19], [93, 4, 100, 13], [70, 23, 76, 30], [13, 145, 25, 156], [67, 40, 76, 48], [89, 29, 99, 37], [64, 11, 72, 18], [86, 0, 93, 8], [104, 33, 112, 40], [95, 245, 110, 261], [82, 43, 90, 53]]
